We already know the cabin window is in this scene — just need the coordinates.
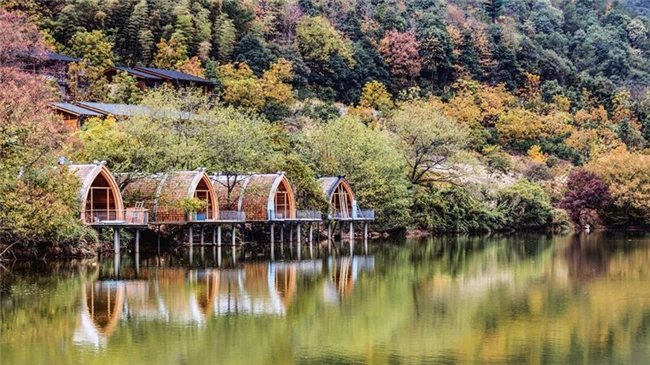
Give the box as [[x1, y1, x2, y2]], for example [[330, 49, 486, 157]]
[[274, 181, 291, 219], [332, 183, 352, 218], [194, 178, 213, 219], [85, 172, 118, 222]]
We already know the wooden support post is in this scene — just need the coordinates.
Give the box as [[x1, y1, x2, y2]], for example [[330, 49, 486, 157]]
[[297, 223, 301, 246], [309, 223, 313, 255], [212, 226, 216, 246], [189, 225, 194, 248], [327, 222, 332, 254], [135, 252, 140, 277], [270, 223, 275, 261], [200, 226, 205, 246], [217, 225, 222, 246], [289, 223, 294, 246], [113, 228, 120, 254], [113, 253, 120, 279], [280, 224, 284, 251], [364, 222, 368, 254], [135, 229, 140, 255], [349, 222, 354, 254], [217, 246, 222, 267], [231, 224, 236, 247]]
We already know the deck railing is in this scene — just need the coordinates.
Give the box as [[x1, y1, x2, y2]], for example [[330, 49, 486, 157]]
[[219, 211, 246, 221], [296, 210, 322, 220], [357, 209, 375, 220], [84, 209, 149, 225]]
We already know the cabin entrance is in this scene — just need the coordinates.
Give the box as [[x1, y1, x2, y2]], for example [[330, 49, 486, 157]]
[[332, 183, 353, 219], [274, 181, 291, 219], [85, 173, 120, 222], [194, 178, 215, 220]]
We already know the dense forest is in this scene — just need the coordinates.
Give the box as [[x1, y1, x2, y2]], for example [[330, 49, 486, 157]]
[[3, 0, 650, 257]]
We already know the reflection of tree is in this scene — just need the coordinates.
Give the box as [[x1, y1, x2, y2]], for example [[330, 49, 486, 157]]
[[564, 233, 611, 283]]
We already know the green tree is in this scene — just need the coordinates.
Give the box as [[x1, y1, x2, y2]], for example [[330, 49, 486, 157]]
[[387, 100, 468, 185], [296, 15, 355, 68], [299, 116, 411, 229], [67, 30, 114, 68]]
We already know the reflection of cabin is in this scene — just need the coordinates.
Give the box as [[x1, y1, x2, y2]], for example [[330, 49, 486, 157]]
[[50, 102, 102, 130], [122, 169, 218, 223], [68, 162, 125, 224], [324, 256, 375, 303], [73, 281, 125, 348], [319, 176, 357, 220], [212, 173, 296, 221]]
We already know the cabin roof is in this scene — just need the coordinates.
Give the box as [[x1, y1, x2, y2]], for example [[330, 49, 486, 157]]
[[67, 163, 124, 212], [73, 102, 151, 117], [133, 66, 215, 84], [213, 173, 295, 220], [318, 176, 354, 198], [108, 66, 165, 80], [50, 102, 102, 117], [46, 51, 81, 63]]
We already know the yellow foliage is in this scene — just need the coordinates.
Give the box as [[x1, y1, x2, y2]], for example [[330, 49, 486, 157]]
[[527, 145, 547, 164], [566, 127, 626, 160], [218, 59, 295, 111], [495, 107, 542, 145], [360, 81, 393, 114], [589, 150, 650, 219]]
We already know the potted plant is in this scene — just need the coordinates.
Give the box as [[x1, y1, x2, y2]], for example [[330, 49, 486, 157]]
[[181, 197, 208, 221]]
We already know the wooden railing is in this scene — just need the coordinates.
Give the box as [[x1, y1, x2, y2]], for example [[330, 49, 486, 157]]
[[84, 209, 149, 225], [218, 211, 246, 221], [296, 210, 322, 220]]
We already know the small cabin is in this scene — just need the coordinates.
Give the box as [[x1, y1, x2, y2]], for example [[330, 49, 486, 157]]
[[212, 173, 296, 221], [318, 176, 358, 220], [122, 169, 218, 223], [104, 66, 164, 90], [68, 163, 125, 224], [131, 66, 216, 94], [50, 102, 103, 130]]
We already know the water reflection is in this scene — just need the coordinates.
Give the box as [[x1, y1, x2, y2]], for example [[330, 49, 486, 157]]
[[7, 233, 650, 364]]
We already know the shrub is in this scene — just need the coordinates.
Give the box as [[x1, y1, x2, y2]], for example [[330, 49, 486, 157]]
[[496, 179, 555, 230]]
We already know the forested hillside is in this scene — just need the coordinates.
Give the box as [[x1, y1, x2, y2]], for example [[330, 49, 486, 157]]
[[3, 0, 650, 256], [4, 0, 650, 107]]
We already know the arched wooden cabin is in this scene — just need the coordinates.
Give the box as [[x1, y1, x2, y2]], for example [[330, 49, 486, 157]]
[[122, 169, 218, 223], [68, 163, 124, 223], [318, 176, 357, 220], [212, 173, 296, 221]]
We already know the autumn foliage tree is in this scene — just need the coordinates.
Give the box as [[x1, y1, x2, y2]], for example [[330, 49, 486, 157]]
[[560, 168, 611, 228], [378, 30, 422, 89], [0, 10, 94, 256]]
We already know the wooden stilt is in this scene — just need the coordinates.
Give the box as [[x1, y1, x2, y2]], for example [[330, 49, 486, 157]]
[[270, 223, 275, 261], [349, 222, 354, 254], [280, 224, 284, 251], [231, 224, 236, 247], [212, 226, 216, 245], [189, 226, 194, 248], [327, 222, 332, 254], [309, 223, 313, 255], [297, 223, 301, 260], [135, 229, 140, 254], [113, 228, 120, 254], [200, 226, 205, 246], [364, 222, 368, 254], [217, 225, 222, 246]]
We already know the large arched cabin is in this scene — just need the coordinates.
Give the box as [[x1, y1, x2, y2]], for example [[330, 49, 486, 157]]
[[68, 163, 125, 223], [212, 173, 296, 221], [122, 169, 218, 223], [318, 176, 357, 220]]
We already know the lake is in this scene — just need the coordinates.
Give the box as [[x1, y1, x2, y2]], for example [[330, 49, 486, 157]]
[[3, 232, 650, 364]]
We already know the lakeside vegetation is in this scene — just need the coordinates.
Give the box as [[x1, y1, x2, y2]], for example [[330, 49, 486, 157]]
[[3, 0, 650, 256]]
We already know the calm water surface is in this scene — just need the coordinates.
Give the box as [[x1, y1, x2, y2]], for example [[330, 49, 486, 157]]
[[3, 232, 650, 365]]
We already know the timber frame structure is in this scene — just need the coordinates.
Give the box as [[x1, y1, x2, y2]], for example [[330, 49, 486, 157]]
[[212, 173, 297, 221], [68, 162, 126, 224], [121, 169, 218, 224]]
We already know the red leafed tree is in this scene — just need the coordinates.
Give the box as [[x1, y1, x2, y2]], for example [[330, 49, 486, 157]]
[[0, 9, 48, 68], [560, 168, 612, 228], [378, 30, 423, 88], [0, 9, 92, 256]]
